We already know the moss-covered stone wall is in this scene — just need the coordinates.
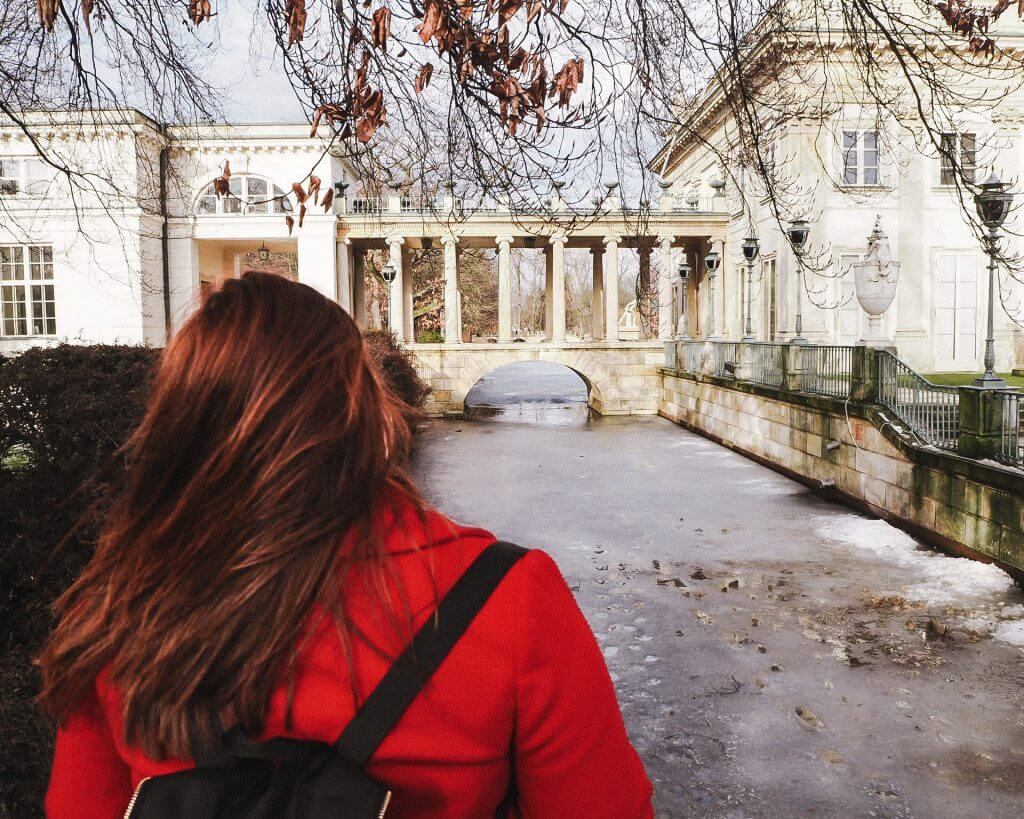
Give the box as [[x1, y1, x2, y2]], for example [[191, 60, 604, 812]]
[[660, 368, 1024, 579]]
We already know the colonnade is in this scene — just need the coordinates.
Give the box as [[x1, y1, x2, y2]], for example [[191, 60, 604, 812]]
[[364, 233, 692, 345]]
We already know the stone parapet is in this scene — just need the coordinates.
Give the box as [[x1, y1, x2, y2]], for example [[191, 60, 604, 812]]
[[410, 340, 665, 417]]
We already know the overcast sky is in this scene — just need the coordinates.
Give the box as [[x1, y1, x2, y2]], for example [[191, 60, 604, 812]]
[[204, 0, 306, 123]]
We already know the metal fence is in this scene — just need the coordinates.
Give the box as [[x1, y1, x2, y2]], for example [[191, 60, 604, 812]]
[[712, 342, 741, 378], [349, 197, 383, 214], [998, 391, 1023, 468], [876, 351, 960, 451], [748, 343, 788, 388], [679, 339, 704, 372], [800, 345, 855, 399]]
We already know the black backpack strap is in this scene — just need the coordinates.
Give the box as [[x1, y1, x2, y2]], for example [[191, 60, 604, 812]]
[[334, 540, 528, 766]]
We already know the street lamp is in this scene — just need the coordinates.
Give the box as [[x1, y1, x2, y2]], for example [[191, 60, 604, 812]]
[[741, 236, 760, 342], [787, 219, 810, 343], [380, 260, 397, 333], [972, 172, 1013, 389], [704, 249, 721, 339], [257, 242, 271, 263], [677, 257, 692, 339]]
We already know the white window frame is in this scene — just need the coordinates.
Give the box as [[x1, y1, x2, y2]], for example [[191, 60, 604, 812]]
[[0, 158, 50, 197], [841, 129, 881, 187], [938, 131, 976, 186], [196, 175, 294, 216], [1, 244, 56, 337]]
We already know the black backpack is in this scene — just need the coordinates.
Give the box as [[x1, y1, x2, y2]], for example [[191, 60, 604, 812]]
[[124, 541, 527, 818]]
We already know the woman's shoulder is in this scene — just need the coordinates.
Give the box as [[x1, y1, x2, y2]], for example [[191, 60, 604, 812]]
[[384, 502, 571, 612]]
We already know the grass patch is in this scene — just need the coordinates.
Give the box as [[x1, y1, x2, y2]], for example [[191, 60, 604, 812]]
[[922, 372, 1024, 389]]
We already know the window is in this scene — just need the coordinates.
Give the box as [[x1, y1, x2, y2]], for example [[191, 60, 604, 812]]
[[0, 158, 49, 196], [1, 245, 55, 336], [196, 175, 293, 215], [939, 132, 976, 185], [842, 130, 880, 186]]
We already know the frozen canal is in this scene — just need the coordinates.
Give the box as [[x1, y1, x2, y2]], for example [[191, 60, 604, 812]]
[[413, 365, 1024, 818]]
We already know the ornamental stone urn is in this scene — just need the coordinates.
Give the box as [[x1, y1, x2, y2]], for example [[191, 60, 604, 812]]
[[853, 216, 901, 346]]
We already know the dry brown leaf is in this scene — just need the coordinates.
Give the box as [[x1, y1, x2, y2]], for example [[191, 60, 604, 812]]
[[371, 6, 392, 50], [414, 63, 434, 93], [38, 0, 60, 32], [285, 0, 306, 46]]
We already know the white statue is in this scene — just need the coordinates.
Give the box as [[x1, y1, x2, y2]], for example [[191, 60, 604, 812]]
[[618, 299, 641, 340], [853, 216, 901, 346]]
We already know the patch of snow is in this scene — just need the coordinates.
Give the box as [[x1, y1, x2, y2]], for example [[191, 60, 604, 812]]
[[993, 620, 1024, 646], [815, 515, 1016, 606], [736, 477, 801, 496]]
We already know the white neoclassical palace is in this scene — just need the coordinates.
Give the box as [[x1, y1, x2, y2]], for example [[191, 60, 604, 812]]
[[655, 17, 1024, 374], [1, 110, 734, 414]]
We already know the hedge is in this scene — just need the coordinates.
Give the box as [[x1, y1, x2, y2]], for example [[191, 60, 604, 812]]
[[0, 335, 428, 816]]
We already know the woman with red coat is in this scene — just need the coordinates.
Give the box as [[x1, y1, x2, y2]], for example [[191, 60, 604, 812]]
[[40, 272, 653, 818]]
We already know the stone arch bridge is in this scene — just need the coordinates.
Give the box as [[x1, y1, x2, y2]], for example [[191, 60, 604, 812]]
[[410, 341, 665, 416]]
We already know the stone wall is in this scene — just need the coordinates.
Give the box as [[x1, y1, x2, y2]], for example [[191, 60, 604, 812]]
[[660, 369, 1024, 577], [411, 341, 665, 416]]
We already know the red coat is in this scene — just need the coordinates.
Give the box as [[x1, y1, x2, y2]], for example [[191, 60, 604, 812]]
[[46, 499, 654, 818]]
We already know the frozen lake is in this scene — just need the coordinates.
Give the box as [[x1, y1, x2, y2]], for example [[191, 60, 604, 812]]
[[412, 413, 1024, 818]]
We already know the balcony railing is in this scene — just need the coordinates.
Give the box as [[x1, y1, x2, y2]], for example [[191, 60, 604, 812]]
[[665, 341, 1022, 470], [876, 351, 960, 451], [343, 194, 729, 217], [712, 342, 741, 378], [748, 342, 788, 388], [999, 391, 1023, 468], [800, 345, 855, 399]]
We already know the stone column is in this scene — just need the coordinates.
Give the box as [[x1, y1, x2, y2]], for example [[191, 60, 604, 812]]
[[335, 237, 354, 315], [603, 236, 620, 342], [385, 235, 406, 341], [496, 235, 514, 342], [591, 247, 604, 340], [550, 235, 567, 343], [657, 235, 675, 340], [544, 247, 553, 340], [352, 247, 367, 327], [166, 233, 201, 334], [297, 218, 338, 301], [402, 246, 414, 342], [441, 234, 460, 344]]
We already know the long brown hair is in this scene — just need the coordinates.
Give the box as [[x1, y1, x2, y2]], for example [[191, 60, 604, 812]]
[[39, 271, 420, 758]]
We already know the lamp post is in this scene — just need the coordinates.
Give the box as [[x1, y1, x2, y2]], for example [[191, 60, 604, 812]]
[[677, 257, 691, 339], [380, 260, 397, 333], [787, 219, 810, 344], [704, 249, 721, 339], [741, 236, 760, 341], [972, 172, 1013, 389]]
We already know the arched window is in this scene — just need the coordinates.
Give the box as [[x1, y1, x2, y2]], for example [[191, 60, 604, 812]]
[[196, 175, 293, 215]]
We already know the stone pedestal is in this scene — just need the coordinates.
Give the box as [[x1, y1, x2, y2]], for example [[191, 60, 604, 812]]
[[958, 386, 1018, 460]]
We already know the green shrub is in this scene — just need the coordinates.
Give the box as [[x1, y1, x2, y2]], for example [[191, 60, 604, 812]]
[[416, 329, 444, 344], [0, 344, 158, 817], [363, 329, 431, 411]]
